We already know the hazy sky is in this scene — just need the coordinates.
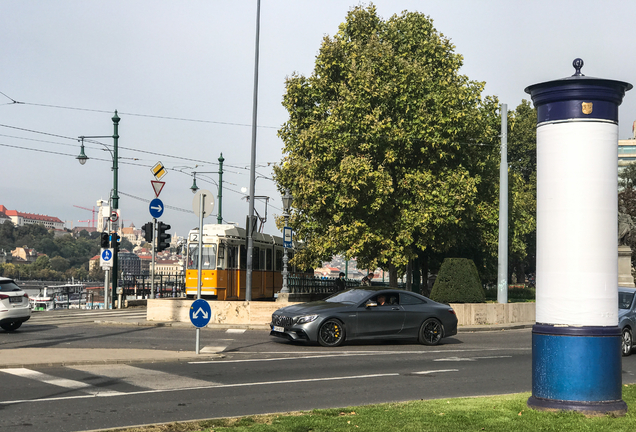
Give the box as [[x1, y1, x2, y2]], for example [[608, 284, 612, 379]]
[[2, 1, 635, 240]]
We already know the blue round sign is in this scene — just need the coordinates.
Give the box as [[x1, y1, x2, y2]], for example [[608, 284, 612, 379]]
[[149, 198, 164, 218], [190, 299, 211, 328], [101, 249, 112, 261]]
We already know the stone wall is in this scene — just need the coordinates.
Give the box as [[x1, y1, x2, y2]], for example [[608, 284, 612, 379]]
[[147, 298, 536, 327]]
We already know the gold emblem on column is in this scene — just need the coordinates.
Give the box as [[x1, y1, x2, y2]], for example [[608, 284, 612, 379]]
[[582, 102, 593, 114]]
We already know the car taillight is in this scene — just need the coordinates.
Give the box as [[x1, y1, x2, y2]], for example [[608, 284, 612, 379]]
[[23, 293, 29, 299], [448, 308, 456, 315], [0, 294, 8, 300]]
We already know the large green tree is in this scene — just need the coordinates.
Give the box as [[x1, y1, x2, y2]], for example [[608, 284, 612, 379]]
[[274, 5, 502, 278]]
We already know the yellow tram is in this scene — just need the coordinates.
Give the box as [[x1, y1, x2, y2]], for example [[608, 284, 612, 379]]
[[185, 224, 301, 300]]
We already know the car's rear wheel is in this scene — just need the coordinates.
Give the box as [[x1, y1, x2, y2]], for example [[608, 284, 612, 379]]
[[318, 319, 345, 347], [1, 321, 22, 332], [419, 318, 443, 346], [622, 328, 633, 357]]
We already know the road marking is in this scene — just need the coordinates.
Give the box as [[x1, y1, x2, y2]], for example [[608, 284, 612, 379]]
[[189, 349, 525, 364], [67, 364, 220, 390], [226, 329, 246, 334], [0, 368, 122, 396], [412, 369, 459, 375], [0, 372, 400, 405], [434, 355, 512, 362]]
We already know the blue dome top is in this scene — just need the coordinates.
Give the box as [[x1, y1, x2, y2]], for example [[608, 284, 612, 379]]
[[524, 59, 632, 124]]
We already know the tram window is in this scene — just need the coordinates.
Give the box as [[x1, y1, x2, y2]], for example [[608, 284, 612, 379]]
[[240, 245, 247, 270], [260, 248, 266, 270], [227, 245, 238, 269], [187, 244, 217, 270], [217, 243, 226, 269], [266, 248, 272, 270], [275, 249, 282, 271], [253, 247, 260, 270]]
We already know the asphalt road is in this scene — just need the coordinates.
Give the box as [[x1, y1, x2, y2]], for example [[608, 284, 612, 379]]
[[2, 320, 636, 431]]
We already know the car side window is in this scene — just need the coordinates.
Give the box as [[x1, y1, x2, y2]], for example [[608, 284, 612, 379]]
[[400, 293, 425, 305]]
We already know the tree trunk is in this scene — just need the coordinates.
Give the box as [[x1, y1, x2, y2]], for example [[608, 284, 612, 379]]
[[389, 263, 398, 287], [406, 260, 412, 291]]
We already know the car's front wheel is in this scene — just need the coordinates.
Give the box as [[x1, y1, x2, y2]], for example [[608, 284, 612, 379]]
[[1, 321, 22, 332], [318, 319, 345, 347], [622, 328, 633, 357], [419, 318, 443, 346]]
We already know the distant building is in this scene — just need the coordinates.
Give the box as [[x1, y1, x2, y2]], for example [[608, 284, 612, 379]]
[[118, 250, 141, 275], [619, 138, 636, 170], [11, 246, 40, 264], [0, 205, 64, 229]]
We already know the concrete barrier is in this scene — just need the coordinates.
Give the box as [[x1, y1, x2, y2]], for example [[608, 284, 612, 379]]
[[147, 298, 535, 327]]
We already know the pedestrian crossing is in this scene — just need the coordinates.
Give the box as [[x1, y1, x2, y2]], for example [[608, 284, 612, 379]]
[[27, 308, 147, 326], [0, 363, 218, 403]]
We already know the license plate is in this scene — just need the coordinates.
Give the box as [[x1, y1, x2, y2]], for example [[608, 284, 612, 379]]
[[273, 326, 284, 332], [9, 297, 22, 304]]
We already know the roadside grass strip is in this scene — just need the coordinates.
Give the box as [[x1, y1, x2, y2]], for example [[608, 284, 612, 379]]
[[96, 385, 636, 432]]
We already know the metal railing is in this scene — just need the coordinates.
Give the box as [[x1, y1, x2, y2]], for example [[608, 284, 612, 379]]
[[287, 275, 359, 294], [120, 273, 185, 299]]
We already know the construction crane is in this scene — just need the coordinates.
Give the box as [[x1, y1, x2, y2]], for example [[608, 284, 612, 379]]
[[73, 205, 97, 228]]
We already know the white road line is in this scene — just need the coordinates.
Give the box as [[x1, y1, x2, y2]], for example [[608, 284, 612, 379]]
[[0, 368, 122, 396], [67, 364, 220, 390], [226, 329, 246, 334], [189, 349, 526, 364], [412, 369, 459, 375], [0, 372, 400, 405], [434, 355, 512, 362]]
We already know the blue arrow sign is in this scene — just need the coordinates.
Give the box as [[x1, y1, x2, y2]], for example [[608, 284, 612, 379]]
[[190, 299, 212, 328], [149, 198, 164, 218], [101, 249, 112, 261]]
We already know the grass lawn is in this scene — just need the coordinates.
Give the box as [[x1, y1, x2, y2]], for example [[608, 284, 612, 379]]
[[106, 385, 636, 432]]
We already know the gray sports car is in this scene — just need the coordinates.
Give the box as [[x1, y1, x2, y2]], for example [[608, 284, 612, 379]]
[[619, 287, 636, 356], [270, 287, 458, 347]]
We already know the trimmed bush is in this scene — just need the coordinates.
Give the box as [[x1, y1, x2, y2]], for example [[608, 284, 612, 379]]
[[430, 258, 485, 304]]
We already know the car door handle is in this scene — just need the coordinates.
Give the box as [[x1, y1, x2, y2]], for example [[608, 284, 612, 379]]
[[392, 307, 400, 311]]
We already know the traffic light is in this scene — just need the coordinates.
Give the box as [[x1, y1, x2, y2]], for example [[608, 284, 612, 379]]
[[156, 222, 171, 252], [142, 222, 153, 243], [100, 232, 109, 248], [110, 232, 120, 253]]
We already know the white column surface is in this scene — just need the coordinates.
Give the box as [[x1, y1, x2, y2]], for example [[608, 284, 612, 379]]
[[536, 121, 618, 326]]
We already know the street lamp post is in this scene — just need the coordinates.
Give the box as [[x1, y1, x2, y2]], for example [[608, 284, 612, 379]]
[[77, 111, 120, 309], [280, 189, 293, 294], [190, 153, 224, 225]]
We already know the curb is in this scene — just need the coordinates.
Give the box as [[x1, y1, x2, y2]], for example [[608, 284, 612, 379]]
[[0, 354, 225, 369]]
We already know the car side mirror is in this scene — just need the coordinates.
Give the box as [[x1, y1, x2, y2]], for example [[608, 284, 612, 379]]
[[366, 301, 378, 308]]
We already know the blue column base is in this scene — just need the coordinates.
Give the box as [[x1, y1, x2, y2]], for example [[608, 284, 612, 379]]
[[528, 396, 627, 416], [528, 324, 627, 416]]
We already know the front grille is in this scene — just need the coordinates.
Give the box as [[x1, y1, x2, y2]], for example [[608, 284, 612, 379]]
[[272, 314, 293, 327]]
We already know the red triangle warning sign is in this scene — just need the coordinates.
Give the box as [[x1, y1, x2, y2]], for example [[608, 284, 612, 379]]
[[151, 181, 165, 198]]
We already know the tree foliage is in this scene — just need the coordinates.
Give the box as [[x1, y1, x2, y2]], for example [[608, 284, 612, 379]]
[[275, 5, 501, 272]]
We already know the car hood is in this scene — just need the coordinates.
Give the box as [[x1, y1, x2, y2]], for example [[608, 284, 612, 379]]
[[619, 308, 631, 320], [275, 301, 348, 315]]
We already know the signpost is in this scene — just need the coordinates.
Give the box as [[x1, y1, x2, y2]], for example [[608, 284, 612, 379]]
[[192, 189, 214, 354], [283, 226, 293, 249]]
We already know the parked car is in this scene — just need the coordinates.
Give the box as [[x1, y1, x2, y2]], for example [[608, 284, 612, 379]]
[[270, 287, 458, 347], [0, 277, 31, 331], [619, 287, 636, 356]]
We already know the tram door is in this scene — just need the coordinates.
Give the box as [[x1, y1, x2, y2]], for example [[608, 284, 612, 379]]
[[226, 244, 239, 299]]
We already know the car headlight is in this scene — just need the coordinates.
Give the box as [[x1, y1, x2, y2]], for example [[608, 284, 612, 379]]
[[295, 314, 318, 325]]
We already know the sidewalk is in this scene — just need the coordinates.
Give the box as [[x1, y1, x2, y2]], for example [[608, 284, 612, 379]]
[[0, 317, 535, 369]]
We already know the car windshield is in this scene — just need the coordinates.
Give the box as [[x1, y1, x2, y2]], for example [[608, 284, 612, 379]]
[[0, 280, 21, 292], [619, 291, 635, 310], [325, 289, 374, 304]]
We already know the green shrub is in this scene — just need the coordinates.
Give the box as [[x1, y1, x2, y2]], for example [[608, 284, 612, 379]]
[[430, 258, 485, 303]]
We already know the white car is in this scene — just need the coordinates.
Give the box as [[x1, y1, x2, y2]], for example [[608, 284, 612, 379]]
[[0, 277, 30, 331]]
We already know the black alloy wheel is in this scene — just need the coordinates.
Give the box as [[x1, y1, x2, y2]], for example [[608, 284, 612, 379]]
[[318, 319, 345, 347], [419, 318, 443, 346], [0, 321, 22, 332], [622, 328, 633, 357]]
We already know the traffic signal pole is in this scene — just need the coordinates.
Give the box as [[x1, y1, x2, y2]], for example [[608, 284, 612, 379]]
[[151, 218, 156, 299]]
